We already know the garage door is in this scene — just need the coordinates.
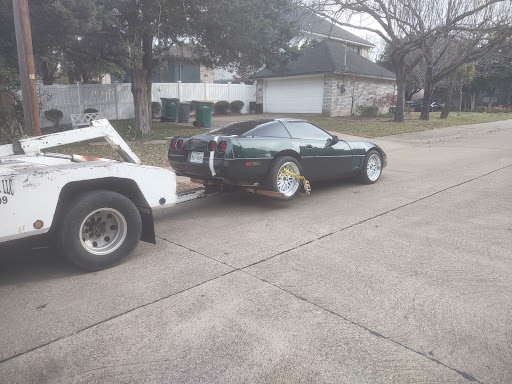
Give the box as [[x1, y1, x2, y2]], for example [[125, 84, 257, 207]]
[[264, 76, 324, 113]]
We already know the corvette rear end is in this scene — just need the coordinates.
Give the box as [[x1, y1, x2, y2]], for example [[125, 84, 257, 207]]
[[167, 135, 268, 186]]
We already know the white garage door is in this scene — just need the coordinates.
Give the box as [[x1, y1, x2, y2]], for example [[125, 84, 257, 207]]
[[264, 76, 324, 113]]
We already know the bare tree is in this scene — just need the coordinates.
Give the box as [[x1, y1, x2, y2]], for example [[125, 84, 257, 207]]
[[307, 0, 512, 122], [456, 64, 476, 115], [345, 75, 376, 115], [418, 0, 512, 120]]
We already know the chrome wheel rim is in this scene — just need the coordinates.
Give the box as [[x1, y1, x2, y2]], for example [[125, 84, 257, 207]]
[[366, 153, 382, 182], [277, 162, 301, 197], [79, 208, 127, 255]]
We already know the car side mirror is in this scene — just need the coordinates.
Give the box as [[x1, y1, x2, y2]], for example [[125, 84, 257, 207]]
[[329, 135, 339, 146]]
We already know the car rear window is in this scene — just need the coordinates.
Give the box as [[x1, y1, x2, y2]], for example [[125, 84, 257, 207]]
[[209, 119, 275, 136], [243, 121, 291, 138]]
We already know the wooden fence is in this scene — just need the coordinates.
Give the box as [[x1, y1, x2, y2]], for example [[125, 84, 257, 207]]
[[37, 82, 256, 128]]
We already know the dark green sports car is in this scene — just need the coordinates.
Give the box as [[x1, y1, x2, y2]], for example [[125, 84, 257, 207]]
[[168, 119, 387, 200]]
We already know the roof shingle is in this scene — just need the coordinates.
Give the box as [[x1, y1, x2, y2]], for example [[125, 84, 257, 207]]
[[251, 40, 395, 80], [287, 11, 374, 47]]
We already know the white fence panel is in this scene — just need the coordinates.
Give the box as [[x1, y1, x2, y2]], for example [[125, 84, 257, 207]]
[[117, 84, 135, 120], [37, 82, 256, 127], [38, 85, 81, 127], [152, 83, 179, 102], [80, 84, 117, 120], [180, 83, 205, 101]]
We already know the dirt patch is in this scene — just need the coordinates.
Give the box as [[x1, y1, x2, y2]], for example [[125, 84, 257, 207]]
[[176, 179, 203, 193]]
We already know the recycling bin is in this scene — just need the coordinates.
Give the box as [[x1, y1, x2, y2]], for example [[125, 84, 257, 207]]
[[191, 100, 214, 128], [160, 97, 179, 122]]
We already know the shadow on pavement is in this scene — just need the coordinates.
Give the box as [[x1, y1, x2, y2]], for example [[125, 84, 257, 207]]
[[0, 240, 81, 286]]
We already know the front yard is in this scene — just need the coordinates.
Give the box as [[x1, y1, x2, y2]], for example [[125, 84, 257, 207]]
[[49, 112, 511, 168], [311, 112, 512, 138]]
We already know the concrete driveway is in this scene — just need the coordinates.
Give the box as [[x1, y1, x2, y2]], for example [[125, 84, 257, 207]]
[[1, 119, 511, 383]]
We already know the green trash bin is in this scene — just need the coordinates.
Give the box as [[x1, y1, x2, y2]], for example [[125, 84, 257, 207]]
[[160, 97, 180, 122], [192, 100, 214, 128]]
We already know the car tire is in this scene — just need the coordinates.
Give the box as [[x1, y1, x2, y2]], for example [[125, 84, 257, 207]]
[[57, 190, 142, 271], [359, 150, 383, 184], [265, 156, 302, 200]]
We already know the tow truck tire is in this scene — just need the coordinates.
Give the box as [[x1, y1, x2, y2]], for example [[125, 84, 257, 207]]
[[58, 190, 142, 271]]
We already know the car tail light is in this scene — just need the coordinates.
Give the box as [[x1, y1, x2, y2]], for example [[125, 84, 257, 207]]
[[208, 140, 217, 151], [177, 139, 184, 149], [217, 141, 227, 153], [170, 138, 177, 149]]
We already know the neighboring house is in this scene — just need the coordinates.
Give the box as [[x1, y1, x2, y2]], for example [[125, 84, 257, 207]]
[[110, 45, 214, 84], [251, 39, 396, 116], [287, 11, 374, 59], [152, 45, 213, 84], [212, 10, 376, 84]]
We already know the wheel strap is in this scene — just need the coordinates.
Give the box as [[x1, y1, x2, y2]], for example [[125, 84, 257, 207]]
[[280, 169, 311, 196]]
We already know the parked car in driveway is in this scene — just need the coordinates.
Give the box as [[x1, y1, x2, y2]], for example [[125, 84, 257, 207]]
[[168, 119, 387, 200], [406, 99, 443, 112], [406, 99, 421, 109]]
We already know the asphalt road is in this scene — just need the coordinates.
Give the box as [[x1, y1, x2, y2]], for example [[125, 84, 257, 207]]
[[1, 120, 511, 383]]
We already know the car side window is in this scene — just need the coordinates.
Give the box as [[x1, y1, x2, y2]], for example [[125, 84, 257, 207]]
[[244, 122, 291, 138], [285, 122, 331, 140]]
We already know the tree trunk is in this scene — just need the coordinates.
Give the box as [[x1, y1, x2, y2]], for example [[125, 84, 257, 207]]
[[40, 60, 54, 85], [487, 90, 495, 107], [142, 29, 153, 124], [394, 72, 406, 122], [391, 54, 406, 123], [81, 70, 89, 84], [440, 72, 457, 119], [131, 68, 151, 135], [471, 92, 476, 111], [458, 88, 463, 116], [420, 64, 433, 120]]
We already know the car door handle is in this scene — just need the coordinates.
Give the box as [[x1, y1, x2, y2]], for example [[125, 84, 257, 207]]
[[305, 145, 313, 148]]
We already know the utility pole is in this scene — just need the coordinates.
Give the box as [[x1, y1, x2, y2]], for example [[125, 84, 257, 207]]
[[12, 0, 41, 136]]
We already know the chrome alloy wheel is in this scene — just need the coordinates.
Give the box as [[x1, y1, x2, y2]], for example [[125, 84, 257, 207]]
[[79, 208, 128, 255], [366, 153, 382, 182], [277, 162, 301, 197]]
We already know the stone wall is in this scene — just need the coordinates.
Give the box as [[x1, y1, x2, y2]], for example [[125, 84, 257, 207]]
[[322, 74, 395, 117]]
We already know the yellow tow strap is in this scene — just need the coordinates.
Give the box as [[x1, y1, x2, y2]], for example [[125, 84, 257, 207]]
[[281, 169, 311, 196]]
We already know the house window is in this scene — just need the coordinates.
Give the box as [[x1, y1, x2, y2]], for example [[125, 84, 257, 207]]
[[347, 44, 362, 55]]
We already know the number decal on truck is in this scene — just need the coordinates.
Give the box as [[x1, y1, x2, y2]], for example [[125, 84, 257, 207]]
[[1, 179, 13, 204], [2, 179, 14, 196]]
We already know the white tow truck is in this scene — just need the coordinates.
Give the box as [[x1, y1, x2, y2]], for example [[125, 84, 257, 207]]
[[0, 119, 202, 271]]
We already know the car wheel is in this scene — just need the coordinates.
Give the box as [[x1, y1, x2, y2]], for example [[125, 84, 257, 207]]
[[266, 156, 302, 200], [359, 150, 383, 184], [58, 190, 142, 271]]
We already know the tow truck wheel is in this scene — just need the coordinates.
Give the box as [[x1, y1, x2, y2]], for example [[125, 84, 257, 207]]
[[58, 190, 142, 271]]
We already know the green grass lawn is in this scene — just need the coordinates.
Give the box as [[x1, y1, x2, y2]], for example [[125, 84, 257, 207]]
[[46, 112, 511, 168], [311, 112, 512, 138]]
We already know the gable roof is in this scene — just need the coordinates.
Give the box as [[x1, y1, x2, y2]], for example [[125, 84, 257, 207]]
[[251, 40, 396, 80], [287, 10, 374, 48]]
